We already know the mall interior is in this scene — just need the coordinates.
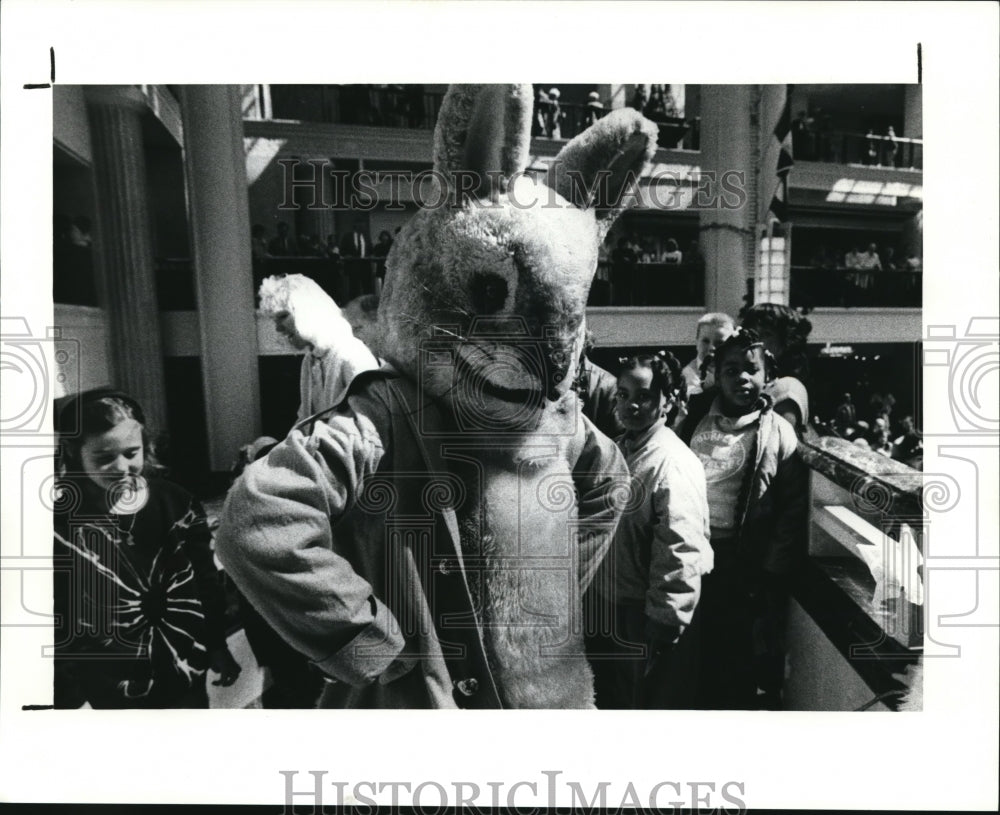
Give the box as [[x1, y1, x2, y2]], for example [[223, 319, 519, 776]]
[[51, 83, 924, 711]]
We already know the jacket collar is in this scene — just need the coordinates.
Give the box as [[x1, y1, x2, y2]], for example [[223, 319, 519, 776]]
[[708, 391, 772, 428]]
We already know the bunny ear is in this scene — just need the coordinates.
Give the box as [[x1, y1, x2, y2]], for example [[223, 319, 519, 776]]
[[547, 108, 658, 231], [433, 84, 533, 198]]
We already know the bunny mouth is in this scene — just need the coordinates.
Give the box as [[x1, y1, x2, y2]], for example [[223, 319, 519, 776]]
[[454, 350, 545, 406]]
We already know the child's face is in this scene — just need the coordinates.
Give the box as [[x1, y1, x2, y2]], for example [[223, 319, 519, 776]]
[[717, 346, 768, 414], [615, 366, 667, 434], [78, 419, 144, 492], [696, 323, 732, 361], [273, 310, 309, 350]]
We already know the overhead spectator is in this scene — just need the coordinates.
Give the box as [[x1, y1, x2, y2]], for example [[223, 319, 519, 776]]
[[857, 243, 882, 271], [373, 230, 394, 257], [584, 91, 604, 127], [534, 87, 550, 137], [662, 238, 683, 264], [545, 87, 563, 139], [791, 111, 812, 159], [884, 126, 898, 167], [299, 233, 325, 257], [611, 235, 639, 306], [844, 245, 863, 269], [268, 221, 297, 256], [866, 129, 879, 165], [251, 224, 269, 263], [340, 218, 373, 299], [644, 85, 668, 122], [339, 219, 370, 258], [662, 85, 679, 118], [631, 84, 648, 113]]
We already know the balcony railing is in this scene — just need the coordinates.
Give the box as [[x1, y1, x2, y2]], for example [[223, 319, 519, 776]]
[[266, 85, 697, 149], [535, 103, 692, 148], [590, 261, 703, 307], [790, 266, 921, 309], [269, 85, 445, 130], [786, 435, 923, 710], [794, 130, 923, 170]]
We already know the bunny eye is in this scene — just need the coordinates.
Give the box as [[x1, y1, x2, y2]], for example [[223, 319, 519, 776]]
[[469, 272, 509, 315]]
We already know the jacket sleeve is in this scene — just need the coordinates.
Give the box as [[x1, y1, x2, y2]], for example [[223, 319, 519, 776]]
[[572, 414, 630, 592], [645, 461, 712, 630], [215, 391, 405, 686], [296, 355, 310, 423], [762, 420, 810, 577]]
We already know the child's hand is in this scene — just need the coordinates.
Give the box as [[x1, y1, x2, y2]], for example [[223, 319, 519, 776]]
[[209, 647, 242, 687], [643, 620, 681, 677]]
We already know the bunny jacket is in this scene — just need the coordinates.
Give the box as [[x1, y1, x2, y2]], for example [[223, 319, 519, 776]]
[[216, 369, 629, 708]]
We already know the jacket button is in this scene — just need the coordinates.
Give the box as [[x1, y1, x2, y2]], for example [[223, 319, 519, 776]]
[[454, 677, 479, 696]]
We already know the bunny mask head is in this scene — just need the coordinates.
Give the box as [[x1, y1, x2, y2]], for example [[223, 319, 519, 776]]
[[378, 85, 658, 430]]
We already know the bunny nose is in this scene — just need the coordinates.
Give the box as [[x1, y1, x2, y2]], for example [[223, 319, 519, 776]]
[[543, 338, 574, 401], [469, 273, 509, 315]]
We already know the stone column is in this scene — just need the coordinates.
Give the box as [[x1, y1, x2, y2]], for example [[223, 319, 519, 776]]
[[180, 85, 261, 470], [903, 85, 922, 139], [85, 86, 169, 432], [698, 85, 757, 318]]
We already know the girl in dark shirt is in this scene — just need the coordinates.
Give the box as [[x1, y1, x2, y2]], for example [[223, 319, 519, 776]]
[[53, 389, 240, 708]]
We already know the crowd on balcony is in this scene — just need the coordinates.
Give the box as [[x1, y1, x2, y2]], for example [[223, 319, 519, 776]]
[[805, 241, 921, 273], [251, 221, 396, 262], [791, 108, 919, 168], [630, 83, 681, 122], [592, 233, 703, 306], [250, 220, 396, 302]]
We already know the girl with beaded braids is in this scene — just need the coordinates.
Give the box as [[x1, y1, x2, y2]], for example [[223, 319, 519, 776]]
[[683, 329, 808, 709], [738, 302, 813, 435], [52, 389, 240, 708], [586, 351, 712, 709]]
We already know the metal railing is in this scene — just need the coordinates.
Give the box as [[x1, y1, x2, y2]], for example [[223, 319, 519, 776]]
[[535, 103, 692, 148], [269, 85, 445, 130], [789, 266, 921, 309], [794, 130, 923, 170], [266, 85, 698, 149], [590, 261, 703, 307]]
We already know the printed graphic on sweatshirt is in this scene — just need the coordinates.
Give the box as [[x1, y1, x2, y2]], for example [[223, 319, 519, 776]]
[[690, 427, 754, 484]]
